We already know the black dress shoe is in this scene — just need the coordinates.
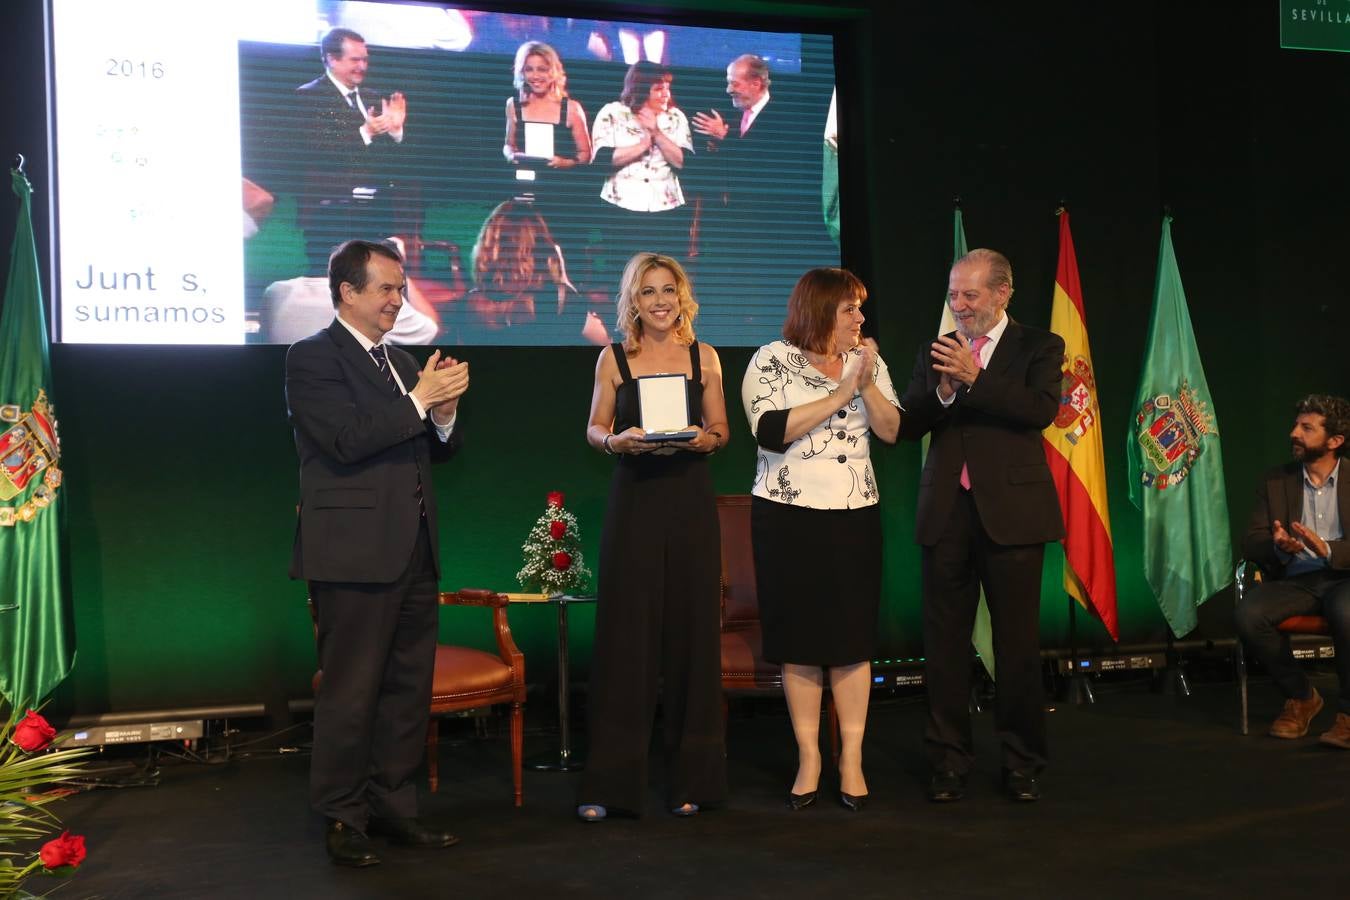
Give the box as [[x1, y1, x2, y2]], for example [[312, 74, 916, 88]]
[[367, 817, 460, 848], [927, 770, 966, 803], [838, 791, 868, 812], [787, 790, 817, 810], [1003, 771, 1040, 802], [326, 820, 380, 867]]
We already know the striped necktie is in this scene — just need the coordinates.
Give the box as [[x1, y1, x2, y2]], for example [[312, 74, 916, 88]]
[[369, 345, 401, 396], [370, 345, 426, 516]]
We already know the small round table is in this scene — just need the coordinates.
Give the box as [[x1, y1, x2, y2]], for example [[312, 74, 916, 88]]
[[514, 593, 595, 772]]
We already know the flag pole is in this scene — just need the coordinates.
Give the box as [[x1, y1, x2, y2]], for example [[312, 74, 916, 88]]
[[1155, 202, 1188, 696], [1063, 590, 1094, 704], [1160, 626, 1192, 697], [1050, 202, 1094, 705]]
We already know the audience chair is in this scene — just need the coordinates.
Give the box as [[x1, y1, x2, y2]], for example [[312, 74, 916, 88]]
[[1233, 561, 1331, 735], [716, 494, 839, 763], [309, 588, 526, 806]]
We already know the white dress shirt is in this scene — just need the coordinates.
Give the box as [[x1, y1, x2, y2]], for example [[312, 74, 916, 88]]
[[938, 312, 1011, 407], [335, 315, 455, 439], [325, 70, 404, 146]]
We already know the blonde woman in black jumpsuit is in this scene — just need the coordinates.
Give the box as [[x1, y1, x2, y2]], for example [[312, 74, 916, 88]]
[[578, 252, 730, 820]]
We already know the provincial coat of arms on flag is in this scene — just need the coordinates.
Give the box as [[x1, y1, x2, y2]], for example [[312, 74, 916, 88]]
[[1054, 354, 1098, 444], [1133, 380, 1215, 491], [0, 388, 62, 526]]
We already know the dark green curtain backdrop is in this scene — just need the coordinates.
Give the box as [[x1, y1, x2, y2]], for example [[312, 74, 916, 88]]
[[1, 1, 1346, 714]]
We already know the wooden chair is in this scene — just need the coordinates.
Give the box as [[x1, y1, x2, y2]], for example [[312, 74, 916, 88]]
[[717, 495, 783, 696], [716, 495, 839, 760], [309, 588, 526, 807], [1233, 561, 1332, 735]]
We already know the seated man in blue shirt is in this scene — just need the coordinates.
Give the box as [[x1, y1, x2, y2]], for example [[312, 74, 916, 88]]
[[1236, 393, 1350, 745]]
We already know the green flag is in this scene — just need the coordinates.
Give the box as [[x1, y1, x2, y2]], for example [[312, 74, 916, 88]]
[[822, 89, 840, 245], [1126, 216, 1231, 638], [0, 168, 73, 704], [927, 207, 996, 677]]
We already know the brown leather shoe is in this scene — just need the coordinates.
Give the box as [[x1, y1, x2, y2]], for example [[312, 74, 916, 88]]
[[1318, 712, 1350, 749], [1269, 688, 1323, 739]]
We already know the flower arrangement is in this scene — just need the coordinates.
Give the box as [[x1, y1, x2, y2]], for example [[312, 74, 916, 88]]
[[516, 491, 592, 596], [0, 706, 91, 898]]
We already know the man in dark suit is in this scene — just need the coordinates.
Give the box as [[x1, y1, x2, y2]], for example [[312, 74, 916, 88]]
[[286, 240, 468, 866], [897, 249, 1064, 803], [689, 55, 831, 288], [294, 28, 409, 272], [691, 54, 778, 167], [1235, 393, 1350, 747]]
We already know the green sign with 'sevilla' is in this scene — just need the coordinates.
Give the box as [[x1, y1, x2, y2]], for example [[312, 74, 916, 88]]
[[1282, 0, 1350, 52]]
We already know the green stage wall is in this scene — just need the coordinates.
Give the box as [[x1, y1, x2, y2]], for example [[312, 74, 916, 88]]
[[2, 1, 1346, 714]]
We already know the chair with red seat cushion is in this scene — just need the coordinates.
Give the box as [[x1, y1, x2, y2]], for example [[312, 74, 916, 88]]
[[1233, 562, 1331, 735], [717, 495, 839, 762], [309, 588, 526, 806]]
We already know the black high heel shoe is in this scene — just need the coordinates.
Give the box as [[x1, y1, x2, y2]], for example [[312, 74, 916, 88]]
[[838, 791, 869, 812], [787, 790, 817, 811]]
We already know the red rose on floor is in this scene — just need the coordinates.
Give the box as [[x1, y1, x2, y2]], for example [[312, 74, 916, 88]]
[[552, 551, 572, 570], [546, 491, 565, 508], [549, 520, 567, 540], [11, 709, 56, 752], [39, 831, 86, 870]]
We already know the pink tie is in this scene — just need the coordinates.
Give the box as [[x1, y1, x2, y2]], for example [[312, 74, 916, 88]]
[[739, 109, 753, 137], [958, 336, 991, 491]]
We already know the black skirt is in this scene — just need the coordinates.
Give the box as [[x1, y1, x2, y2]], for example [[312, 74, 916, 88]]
[[750, 496, 881, 667]]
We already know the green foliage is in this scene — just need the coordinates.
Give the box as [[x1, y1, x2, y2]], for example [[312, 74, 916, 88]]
[[0, 705, 91, 898], [516, 499, 593, 596]]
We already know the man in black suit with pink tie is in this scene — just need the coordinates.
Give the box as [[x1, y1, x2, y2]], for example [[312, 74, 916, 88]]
[[897, 249, 1065, 804], [690, 54, 831, 283]]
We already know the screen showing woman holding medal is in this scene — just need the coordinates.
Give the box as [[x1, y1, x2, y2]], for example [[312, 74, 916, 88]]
[[578, 252, 729, 820]]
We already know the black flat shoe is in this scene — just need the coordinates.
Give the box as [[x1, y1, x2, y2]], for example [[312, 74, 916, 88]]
[[787, 790, 817, 810], [839, 791, 868, 812], [927, 770, 966, 803], [367, 816, 460, 848], [1003, 771, 1041, 803], [325, 820, 380, 867]]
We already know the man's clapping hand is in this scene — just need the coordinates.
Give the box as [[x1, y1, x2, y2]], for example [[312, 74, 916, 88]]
[[365, 92, 407, 136], [411, 351, 468, 422]]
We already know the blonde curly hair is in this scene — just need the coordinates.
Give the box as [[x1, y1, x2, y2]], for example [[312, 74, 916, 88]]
[[615, 253, 698, 355], [512, 42, 567, 102]]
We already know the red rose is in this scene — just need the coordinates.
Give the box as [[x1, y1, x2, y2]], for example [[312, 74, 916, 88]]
[[39, 831, 86, 870], [546, 491, 565, 508], [11, 709, 56, 752], [549, 520, 567, 540], [552, 551, 572, 570]]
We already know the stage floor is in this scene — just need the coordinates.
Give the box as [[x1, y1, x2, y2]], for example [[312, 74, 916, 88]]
[[45, 674, 1349, 899]]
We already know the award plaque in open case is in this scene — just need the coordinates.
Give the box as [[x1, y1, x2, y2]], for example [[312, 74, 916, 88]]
[[636, 373, 696, 442]]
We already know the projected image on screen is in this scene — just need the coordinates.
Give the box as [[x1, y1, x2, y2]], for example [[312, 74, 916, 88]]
[[49, 0, 839, 346]]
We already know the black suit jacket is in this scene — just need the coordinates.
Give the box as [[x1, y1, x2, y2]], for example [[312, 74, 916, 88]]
[[285, 320, 459, 583], [698, 98, 818, 221], [1241, 461, 1350, 579], [293, 76, 402, 224], [898, 320, 1066, 547]]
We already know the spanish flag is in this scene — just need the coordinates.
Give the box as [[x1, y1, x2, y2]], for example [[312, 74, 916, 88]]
[[1042, 211, 1119, 640]]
